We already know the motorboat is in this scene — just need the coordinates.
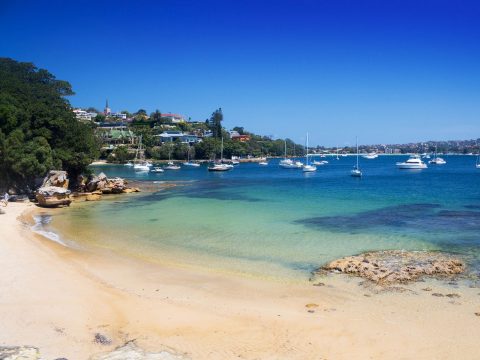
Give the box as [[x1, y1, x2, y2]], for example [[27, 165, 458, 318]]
[[164, 163, 181, 170], [362, 153, 378, 159], [125, 162, 134, 167], [396, 155, 427, 169], [259, 161, 268, 166], [429, 157, 446, 165], [302, 133, 317, 173], [151, 167, 164, 173], [312, 160, 328, 165], [208, 163, 232, 172], [183, 162, 201, 167], [134, 163, 150, 171], [350, 136, 362, 177]]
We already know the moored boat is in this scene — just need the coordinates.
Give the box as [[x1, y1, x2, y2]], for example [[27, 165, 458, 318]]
[[396, 155, 427, 169]]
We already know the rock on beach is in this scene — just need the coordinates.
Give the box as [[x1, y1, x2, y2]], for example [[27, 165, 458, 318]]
[[317, 250, 465, 285]]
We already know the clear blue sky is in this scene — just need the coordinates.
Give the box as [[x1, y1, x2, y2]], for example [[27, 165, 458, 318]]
[[1, 0, 479, 146]]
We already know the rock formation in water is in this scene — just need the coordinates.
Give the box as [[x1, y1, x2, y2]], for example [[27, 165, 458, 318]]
[[317, 250, 465, 285]]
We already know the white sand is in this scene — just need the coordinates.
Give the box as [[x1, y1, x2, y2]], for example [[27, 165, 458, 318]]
[[1, 202, 479, 359]]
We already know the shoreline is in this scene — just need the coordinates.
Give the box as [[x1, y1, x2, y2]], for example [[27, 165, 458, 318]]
[[1, 202, 480, 359]]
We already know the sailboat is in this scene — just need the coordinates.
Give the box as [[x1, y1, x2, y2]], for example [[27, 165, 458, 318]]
[[302, 133, 317, 172], [429, 145, 446, 165], [164, 145, 180, 170], [279, 140, 302, 168], [350, 136, 362, 177], [133, 136, 150, 171], [208, 137, 232, 171], [183, 146, 200, 167], [476, 153, 480, 169]]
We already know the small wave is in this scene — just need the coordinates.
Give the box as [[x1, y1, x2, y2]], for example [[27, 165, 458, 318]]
[[31, 214, 68, 247]]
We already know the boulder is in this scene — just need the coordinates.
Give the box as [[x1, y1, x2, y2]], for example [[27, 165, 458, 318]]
[[36, 186, 71, 208], [40, 170, 69, 189]]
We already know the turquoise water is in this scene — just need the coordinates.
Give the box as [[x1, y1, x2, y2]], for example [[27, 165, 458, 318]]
[[48, 155, 480, 280]]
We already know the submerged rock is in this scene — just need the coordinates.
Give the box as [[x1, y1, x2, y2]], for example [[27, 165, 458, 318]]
[[90, 341, 188, 360], [317, 250, 465, 285], [0, 345, 40, 359]]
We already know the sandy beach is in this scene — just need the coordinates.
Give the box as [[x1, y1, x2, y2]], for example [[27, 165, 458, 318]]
[[1, 202, 480, 359]]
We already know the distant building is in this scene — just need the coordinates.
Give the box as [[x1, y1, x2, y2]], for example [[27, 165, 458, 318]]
[[161, 113, 186, 123], [110, 112, 127, 120], [156, 131, 199, 144], [104, 99, 111, 115], [229, 130, 240, 138], [73, 109, 97, 121], [231, 134, 250, 142]]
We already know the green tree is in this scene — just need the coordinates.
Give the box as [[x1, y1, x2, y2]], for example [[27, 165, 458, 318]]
[[0, 58, 99, 192], [208, 108, 223, 138]]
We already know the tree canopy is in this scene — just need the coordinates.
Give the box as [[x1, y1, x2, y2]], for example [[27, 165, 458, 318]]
[[0, 58, 99, 192]]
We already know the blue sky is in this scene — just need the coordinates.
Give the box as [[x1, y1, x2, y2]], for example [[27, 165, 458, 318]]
[[1, 0, 479, 146]]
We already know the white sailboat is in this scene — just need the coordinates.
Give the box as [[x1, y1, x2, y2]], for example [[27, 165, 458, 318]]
[[429, 145, 446, 165], [279, 140, 302, 169], [133, 136, 150, 171], [208, 137, 232, 171], [183, 146, 200, 167], [350, 136, 362, 177], [302, 133, 317, 172], [164, 146, 180, 170]]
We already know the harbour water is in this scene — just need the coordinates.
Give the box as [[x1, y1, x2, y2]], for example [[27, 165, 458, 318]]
[[42, 155, 480, 281]]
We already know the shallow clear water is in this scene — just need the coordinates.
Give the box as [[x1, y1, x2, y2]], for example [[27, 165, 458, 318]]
[[47, 155, 480, 280]]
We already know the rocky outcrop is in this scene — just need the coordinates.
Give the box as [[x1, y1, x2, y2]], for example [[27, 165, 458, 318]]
[[90, 341, 189, 360], [0, 345, 40, 360], [35, 186, 71, 208], [85, 173, 138, 194], [40, 170, 69, 189], [316, 250, 465, 285]]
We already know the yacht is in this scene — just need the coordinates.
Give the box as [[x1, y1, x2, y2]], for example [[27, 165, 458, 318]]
[[150, 167, 164, 173], [125, 162, 134, 167], [302, 133, 317, 172], [396, 155, 427, 169], [351, 136, 362, 177]]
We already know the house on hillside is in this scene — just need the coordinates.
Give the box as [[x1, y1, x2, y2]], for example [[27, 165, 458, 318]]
[[156, 131, 199, 144], [161, 113, 186, 123]]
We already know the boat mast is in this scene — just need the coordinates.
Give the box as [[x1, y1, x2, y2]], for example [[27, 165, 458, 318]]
[[306, 133, 309, 165], [356, 136, 359, 169], [221, 137, 224, 161]]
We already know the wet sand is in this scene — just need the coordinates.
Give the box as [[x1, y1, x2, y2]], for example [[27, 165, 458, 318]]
[[1, 202, 480, 359]]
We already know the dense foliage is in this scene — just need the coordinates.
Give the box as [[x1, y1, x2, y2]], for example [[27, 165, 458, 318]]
[[0, 58, 99, 192]]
